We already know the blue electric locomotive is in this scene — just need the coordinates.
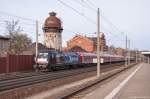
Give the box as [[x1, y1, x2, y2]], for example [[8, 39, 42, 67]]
[[34, 50, 80, 71]]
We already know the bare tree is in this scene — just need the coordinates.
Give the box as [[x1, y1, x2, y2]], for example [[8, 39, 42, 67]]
[[5, 20, 32, 54], [5, 20, 23, 34]]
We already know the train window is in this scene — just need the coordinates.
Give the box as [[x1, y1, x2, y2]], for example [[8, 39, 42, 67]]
[[38, 52, 48, 59]]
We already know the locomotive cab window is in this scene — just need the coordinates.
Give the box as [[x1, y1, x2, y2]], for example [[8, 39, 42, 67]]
[[38, 52, 48, 59]]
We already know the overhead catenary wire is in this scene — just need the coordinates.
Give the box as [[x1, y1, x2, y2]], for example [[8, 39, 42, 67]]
[[0, 11, 35, 22], [72, 0, 127, 42], [78, 0, 127, 37], [86, 0, 98, 9], [0, 11, 45, 43], [0, 2, 123, 38], [0, 12, 37, 34], [101, 15, 123, 34], [86, 0, 116, 26], [73, 0, 97, 12], [58, 0, 128, 48], [0, 20, 37, 35], [0, 11, 44, 29], [87, 1, 124, 33], [0, 1, 129, 48], [0, 11, 44, 26], [58, 0, 118, 37], [57, 0, 96, 25], [58, 0, 120, 39]]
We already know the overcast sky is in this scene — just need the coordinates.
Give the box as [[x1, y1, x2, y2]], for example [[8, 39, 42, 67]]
[[0, 0, 150, 50]]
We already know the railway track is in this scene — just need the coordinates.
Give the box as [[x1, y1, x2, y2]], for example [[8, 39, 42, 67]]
[[0, 62, 125, 92], [0, 71, 47, 81]]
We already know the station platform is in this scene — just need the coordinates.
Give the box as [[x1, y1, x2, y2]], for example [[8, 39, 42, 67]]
[[82, 63, 150, 99]]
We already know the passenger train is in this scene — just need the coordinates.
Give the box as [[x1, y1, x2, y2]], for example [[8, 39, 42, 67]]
[[34, 50, 127, 71]]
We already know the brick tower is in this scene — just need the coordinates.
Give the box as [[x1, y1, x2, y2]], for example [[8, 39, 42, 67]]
[[43, 12, 63, 51], [100, 33, 108, 52]]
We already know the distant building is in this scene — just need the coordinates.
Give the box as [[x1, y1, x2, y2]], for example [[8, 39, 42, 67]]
[[0, 35, 10, 56], [43, 12, 63, 51], [64, 33, 108, 52], [115, 48, 125, 56], [0, 35, 10, 51]]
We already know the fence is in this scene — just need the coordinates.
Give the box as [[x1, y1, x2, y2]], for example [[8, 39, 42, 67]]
[[0, 57, 7, 73], [0, 55, 34, 73]]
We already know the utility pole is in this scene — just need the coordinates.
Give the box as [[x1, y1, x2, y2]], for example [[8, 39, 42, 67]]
[[97, 8, 100, 77], [125, 36, 128, 66], [128, 39, 130, 65], [135, 49, 138, 63], [36, 20, 38, 58]]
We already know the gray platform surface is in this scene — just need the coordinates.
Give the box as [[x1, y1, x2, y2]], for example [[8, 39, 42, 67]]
[[82, 63, 150, 99]]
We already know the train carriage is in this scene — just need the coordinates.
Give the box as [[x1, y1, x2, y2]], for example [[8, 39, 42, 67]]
[[34, 50, 126, 71]]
